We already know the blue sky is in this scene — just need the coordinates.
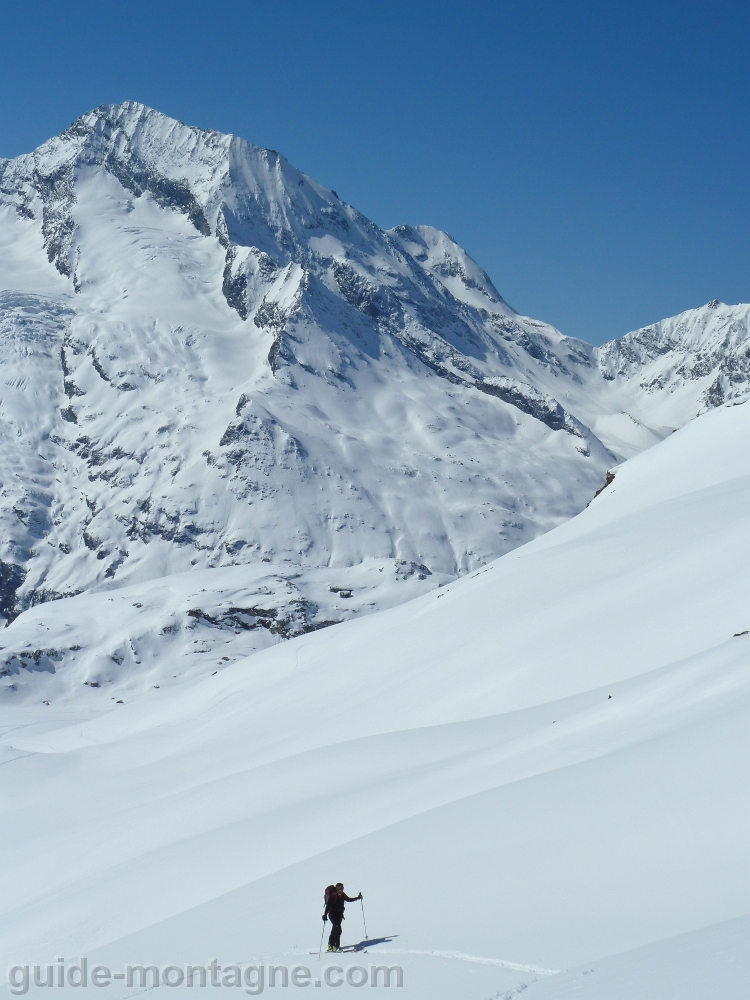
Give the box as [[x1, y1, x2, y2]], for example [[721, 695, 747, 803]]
[[1, 0, 748, 344]]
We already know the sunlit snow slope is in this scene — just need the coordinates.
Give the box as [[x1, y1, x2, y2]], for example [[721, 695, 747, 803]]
[[1, 394, 748, 999]]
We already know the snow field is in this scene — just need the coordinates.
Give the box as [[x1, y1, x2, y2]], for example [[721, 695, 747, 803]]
[[0, 396, 749, 998]]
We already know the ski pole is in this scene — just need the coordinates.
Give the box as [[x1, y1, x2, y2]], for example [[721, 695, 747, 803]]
[[318, 917, 327, 960], [360, 897, 368, 939]]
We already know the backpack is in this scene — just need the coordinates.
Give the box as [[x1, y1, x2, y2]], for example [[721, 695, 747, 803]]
[[324, 885, 341, 911]]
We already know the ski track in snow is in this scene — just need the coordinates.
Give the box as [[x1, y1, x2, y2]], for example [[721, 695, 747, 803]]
[[382, 950, 559, 974]]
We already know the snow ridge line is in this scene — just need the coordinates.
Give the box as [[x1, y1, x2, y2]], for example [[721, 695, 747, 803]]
[[381, 949, 559, 975]]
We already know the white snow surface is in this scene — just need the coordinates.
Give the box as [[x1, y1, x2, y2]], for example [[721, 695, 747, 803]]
[[0, 392, 749, 998]]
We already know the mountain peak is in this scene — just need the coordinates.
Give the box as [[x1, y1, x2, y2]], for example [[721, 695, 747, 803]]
[[0, 102, 620, 626], [389, 223, 512, 313]]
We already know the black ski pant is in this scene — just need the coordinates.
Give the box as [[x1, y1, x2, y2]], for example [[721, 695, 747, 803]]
[[328, 919, 343, 949]]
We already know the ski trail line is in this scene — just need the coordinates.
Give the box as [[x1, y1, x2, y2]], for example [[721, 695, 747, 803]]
[[374, 949, 559, 975]]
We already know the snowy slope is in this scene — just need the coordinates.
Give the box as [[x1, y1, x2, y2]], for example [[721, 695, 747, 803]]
[[1, 394, 748, 999], [526, 914, 750, 1000], [0, 558, 453, 705]]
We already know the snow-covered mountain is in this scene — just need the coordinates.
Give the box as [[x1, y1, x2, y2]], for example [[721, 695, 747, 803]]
[[1, 390, 748, 1000], [1, 101, 749, 665], [587, 298, 750, 449], [0, 101, 615, 631]]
